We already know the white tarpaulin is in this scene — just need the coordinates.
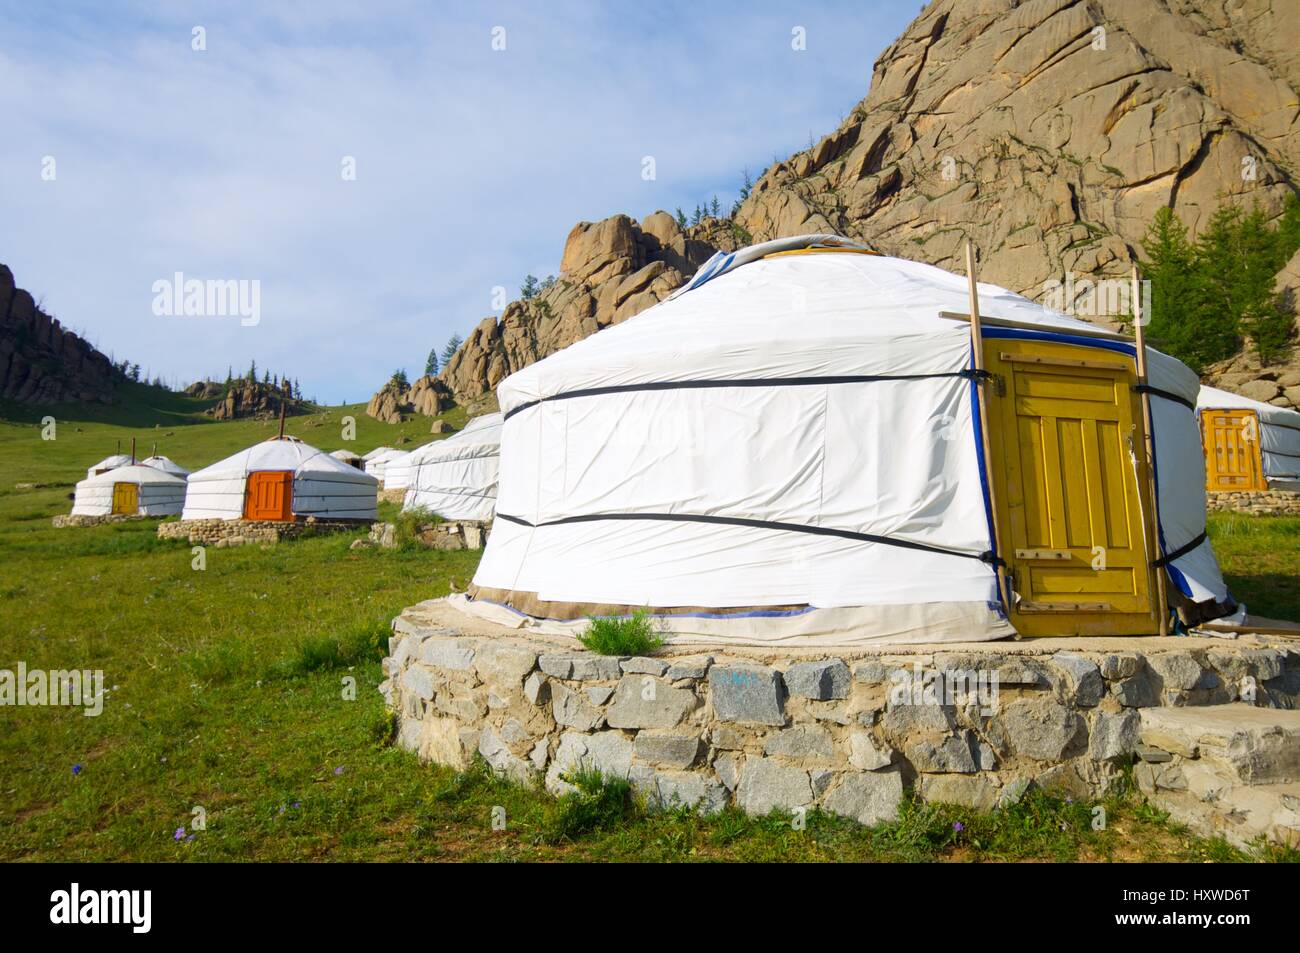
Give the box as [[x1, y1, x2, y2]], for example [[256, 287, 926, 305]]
[[140, 454, 191, 478], [183, 436, 378, 520], [85, 454, 131, 479], [364, 448, 409, 484], [1197, 384, 1300, 490], [72, 464, 186, 516], [470, 238, 1231, 644], [403, 413, 502, 521]]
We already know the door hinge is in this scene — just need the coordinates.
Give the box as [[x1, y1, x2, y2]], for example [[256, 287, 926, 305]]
[[991, 373, 1006, 397]]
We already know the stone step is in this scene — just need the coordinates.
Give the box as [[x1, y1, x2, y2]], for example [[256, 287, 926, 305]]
[[1136, 770, 1300, 850], [1138, 704, 1300, 784]]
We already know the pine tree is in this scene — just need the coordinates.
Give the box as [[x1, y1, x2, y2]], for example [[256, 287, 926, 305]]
[[675, 207, 687, 228], [441, 334, 464, 368], [425, 348, 439, 377], [710, 195, 720, 217], [248, 360, 257, 382], [520, 275, 540, 300], [1140, 207, 1223, 372]]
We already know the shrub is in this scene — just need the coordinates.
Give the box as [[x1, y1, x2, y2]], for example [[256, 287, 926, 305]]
[[577, 610, 662, 656], [392, 505, 442, 550], [542, 765, 635, 842]]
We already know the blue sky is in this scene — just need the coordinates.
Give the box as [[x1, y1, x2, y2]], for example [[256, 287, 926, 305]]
[[2, 1, 918, 404]]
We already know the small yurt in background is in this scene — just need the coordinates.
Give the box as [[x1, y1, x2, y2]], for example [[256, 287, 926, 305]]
[[364, 448, 409, 486], [182, 436, 378, 521], [86, 453, 132, 480], [330, 449, 365, 469], [1197, 386, 1300, 492], [140, 454, 191, 478], [71, 464, 186, 517], [403, 413, 502, 520]]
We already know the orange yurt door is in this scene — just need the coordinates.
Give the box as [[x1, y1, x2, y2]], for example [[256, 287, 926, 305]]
[[1201, 409, 1266, 491], [243, 471, 294, 520], [111, 482, 139, 515]]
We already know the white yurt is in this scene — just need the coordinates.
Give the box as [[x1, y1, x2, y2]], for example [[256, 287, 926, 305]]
[[382, 451, 416, 491], [364, 448, 409, 485], [465, 235, 1233, 647], [1197, 385, 1300, 492], [403, 413, 502, 520], [182, 436, 378, 521], [85, 454, 132, 480], [71, 464, 187, 517], [330, 449, 365, 469], [140, 454, 191, 478]]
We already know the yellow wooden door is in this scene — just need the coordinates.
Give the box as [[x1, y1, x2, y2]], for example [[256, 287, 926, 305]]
[[111, 482, 138, 515], [983, 339, 1159, 636], [1201, 409, 1265, 491]]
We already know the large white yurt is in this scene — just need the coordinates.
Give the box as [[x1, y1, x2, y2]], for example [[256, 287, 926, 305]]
[[85, 454, 132, 480], [1196, 385, 1300, 492], [383, 451, 416, 491], [71, 464, 186, 517], [182, 436, 378, 521], [466, 236, 1233, 647], [140, 454, 191, 478], [364, 448, 409, 485], [403, 413, 502, 520]]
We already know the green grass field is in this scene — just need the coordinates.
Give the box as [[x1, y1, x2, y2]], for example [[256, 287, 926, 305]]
[[0, 391, 1297, 862]]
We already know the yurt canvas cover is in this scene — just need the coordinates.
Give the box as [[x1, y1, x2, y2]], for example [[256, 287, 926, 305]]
[[330, 449, 364, 468], [364, 448, 408, 484], [183, 436, 378, 521], [468, 236, 1232, 646], [140, 454, 191, 478], [403, 413, 502, 520], [71, 464, 186, 516], [1197, 385, 1300, 492], [86, 454, 132, 479]]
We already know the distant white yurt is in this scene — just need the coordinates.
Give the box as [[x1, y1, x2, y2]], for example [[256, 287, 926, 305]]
[[362, 446, 395, 462], [1197, 385, 1300, 492], [182, 436, 378, 521], [467, 235, 1233, 646], [403, 413, 502, 520], [71, 464, 186, 517], [330, 449, 364, 469], [140, 455, 191, 478], [383, 451, 416, 491], [364, 448, 409, 485], [85, 454, 132, 480]]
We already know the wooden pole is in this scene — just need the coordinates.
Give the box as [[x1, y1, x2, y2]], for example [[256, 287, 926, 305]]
[[965, 240, 1010, 613], [278, 401, 286, 439], [130, 437, 136, 465], [1132, 266, 1170, 636]]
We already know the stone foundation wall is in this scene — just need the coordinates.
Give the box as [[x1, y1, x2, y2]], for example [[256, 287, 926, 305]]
[[367, 519, 490, 551], [157, 517, 369, 546], [53, 513, 154, 527], [381, 624, 1300, 824], [377, 488, 406, 505], [1207, 489, 1300, 516]]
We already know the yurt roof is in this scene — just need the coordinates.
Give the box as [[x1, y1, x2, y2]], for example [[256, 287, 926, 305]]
[[362, 446, 397, 462], [366, 447, 408, 465], [408, 413, 503, 465], [77, 464, 187, 489], [189, 436, 378, 483], [497, 242, 1189, 416], [88, 453, 132, 473], [140, 455, 191, 477], [330, 449, 363, 461], [1197, 385, 1300, 428]]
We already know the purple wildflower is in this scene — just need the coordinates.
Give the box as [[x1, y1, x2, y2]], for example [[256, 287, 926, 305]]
[[953, 821, 964, 832], [173, 827, 185, 841], [72, 764, 82, 776], [334, 766, 344, 776]]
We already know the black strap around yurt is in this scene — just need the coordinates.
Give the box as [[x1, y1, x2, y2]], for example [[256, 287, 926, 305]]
[[503, 369, 986, 421], [1132, 383, 1194, 411], [1151, 530, 1207, 568], [496, 511, 1002, 566]]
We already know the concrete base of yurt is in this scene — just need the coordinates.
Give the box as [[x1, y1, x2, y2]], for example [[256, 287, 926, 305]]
[[381, 598, 1300, 847], [367, 519, 490, 551], [157, 516, 371, 546], [1206, 490, 1300, 517], [53, 513, 155, 527]]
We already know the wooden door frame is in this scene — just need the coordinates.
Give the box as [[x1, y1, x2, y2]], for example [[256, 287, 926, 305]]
[[980, 334, 1161, 637], [243, 470, 294, 521], [1200, 408, 1267, 492]]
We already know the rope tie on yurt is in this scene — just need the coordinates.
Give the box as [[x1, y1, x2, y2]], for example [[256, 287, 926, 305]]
[[1131, 383, 1194, 412], [504, 369, 985, 421], [1151, 530, 1207, 568], [496, 511, 1001, 565]]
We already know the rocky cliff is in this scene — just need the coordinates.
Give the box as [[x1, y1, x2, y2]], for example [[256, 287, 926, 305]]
[[377, 0, 1299, 414], [0, 264, 121, 405], [206, 380, 308, 421]]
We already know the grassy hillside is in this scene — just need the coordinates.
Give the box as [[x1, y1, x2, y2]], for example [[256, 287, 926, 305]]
[[0, 383, 469, 488], [0, 399, 1296, 862]]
